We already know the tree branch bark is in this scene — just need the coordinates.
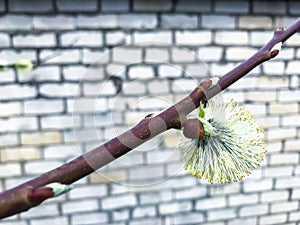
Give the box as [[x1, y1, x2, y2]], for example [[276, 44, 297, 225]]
[[1, 18, 300, 219]]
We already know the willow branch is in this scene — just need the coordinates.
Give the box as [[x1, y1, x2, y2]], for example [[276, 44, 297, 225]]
[[0, 18, 300, 219]]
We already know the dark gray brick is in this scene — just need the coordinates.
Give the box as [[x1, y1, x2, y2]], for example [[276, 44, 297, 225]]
[[215, 0, 249, 13], [101, 0, 129, 12], [175, 0, 211, 12], [9, 0, 53, 12], [0, 0, 5, 12], [56, 0, 98, 12], [133, 0, 172, 11], [289, 1, 300, 15], [253, 1, 286, 14]]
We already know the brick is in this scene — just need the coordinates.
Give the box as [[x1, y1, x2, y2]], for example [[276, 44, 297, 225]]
[[244, 104, 266, 116], [25, 160, 62, 174], [269, 153, 299, 165], [172, 213, 205, 224], [161, 14, 197, 28], [134, 31, 172, 45], [56, 0, 97, 12], [133, 0, 172, 11], [261, 190, 289, 202], [147, 79, 170, 94], [112, 48, 142, 63], [133, 206, 156, 218], [250, 31, 272, 46], [175, 31, 212, 46], [245, 91, 276, 102], [128, 65, 154, 79], [129, 166, 164, 180], [102, 194, 136, 210], [39, 83, 78, 97], [82, 49, 109, 65], [226, 47, 257, 61], [198, 47, 223, 61], [105, 31, 130, 46], [67, 98, 107, 114], [258, 76, 289, 89], [238, 16, 273, 29], [185, 63, 210, 78], [71, 212, 108, 225], [159, 201, 192, 215], [90, 170, 127, 184], [60, 31, 103, 47], [0, 134, 18, 147], [210, 183, 241, 195], [268, 128, 297, 141], [0, 0, 4, 12], [215, 0, 249, 13], [113, 209, 130, 221], [243, 179, 273, 192], [269, 103, 298, 115], [292, 189, 300, 200], [172, 79, 197, 92], [276, 177, 300, 189], [207, 208, 237, 221], [21, 66, 60, 82], [39, 50, 80, 64], [282, 115, 300, 127], [239, 204, 268, 217], [122, 80, 146, 95], [228, 218, 257, 225], [69, 184, 107, 199], [31, 217, 68, 225], [84, 112, 122, 127], [289, 211, 300, 222], [263, 166, 293, 177], [229, 193, 258, 206], [263, 61, 285, 75], [129, 218, 162, 225], [286, 33, 300, 46], [119, 14, 157, 29], [63, 129, 98, 143], [0, 15, 32, 30], [9, 0, 53, 12], [175, 0, 211, 12], [0, 163, 21, 178], [0, 102, 21, 117], [77, 15, 118, 28], [24, 99, 64, 115], [101, 0, 129, 11], [0, 117, 38, 132], [175, 186, 207, 200], [83, 81, 116, 96], [285, 140, 300, 151], [0, 84, 36, 100], [1, 49, 36, 62], [21, 132, 62, 145], [258, 116, 279, 128], [271, 201, 298, 213], [290, 75, 299, 89], [276, 48, 294, 60], [63, 66, 105, 81], [1, 147, 41, 162], [171, 47, 196, 63], [259, 214, 287, 225], [0, 70, 15, 83], [33, 15, 75, 30], [286, 61, 300, 74], [0, 32, 10, 47], [211, 62, 235, 76], [62, 199, 99, 214], [202, 15, 235, 29], [21, 204, 59, 219], [145, 48, 169, 62], [159, 65, 182, 78], [196, 197, 226, 210], [215, 31, 248, 45], [253, 1, 286, 14], [44, 145, 78, 159], [41, 115, 80, 130], [289, 2, 300, 15]]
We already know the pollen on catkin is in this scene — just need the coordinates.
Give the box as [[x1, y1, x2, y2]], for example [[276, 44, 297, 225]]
[[180, 97, 267, 184]]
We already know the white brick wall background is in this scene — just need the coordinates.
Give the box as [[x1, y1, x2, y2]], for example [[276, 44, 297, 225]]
[[0, 0, 300, 224]]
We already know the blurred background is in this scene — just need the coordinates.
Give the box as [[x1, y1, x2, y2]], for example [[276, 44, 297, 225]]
[[0, 0, 300, 224]]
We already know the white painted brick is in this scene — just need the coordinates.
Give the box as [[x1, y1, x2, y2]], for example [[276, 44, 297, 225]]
[[43, 145, 78, 159], [263, 61, 285, 75], [176, 31, 211, 46], [129, 218, 162, 225], [243, 179, 273, 193], [175, 0, 211, 12], [21, 204, 59, 219], [215, 0, 249, 13], [289, 211, 300, 222], [0, 134, 19, 147], [1, 222, 31, 225], [259, 214, 287, 225], [68, 98, 108, 114], [30, 217, 68, 225], [113, 209, 130, 221], [134, 31, 172, 45], [202, 15, 235, 29], [41, 115, 80, 130], [33, 15, 75, 30], [112, 48, 142, 63], [40, 49, 80, 64], [123, 80, 146, 95], [132, 206, 156, 218], [276, 48, 294, 60], [60, 31, 102, 47], [172, 79, 197, 92], [84, 112, 122, 127], [226, 47, 257, 61], [62, 199, 99, 214], [210, 183, 241, 196], [292, 189, 300, 200], [0, 163, 21, 178], [77, 15, 118, 28], [63, 66, 105, 81], [229, 193, 258, 206], [25, 160, 62, 175], [172, 212, 205, 225], [253, 1, 286, 14], [198, 47, 223, 61], [0, 84, 36, 100], [0, 117, 38, 132], [278, 90, 300, 102], [286, 61, 300, 74], [145, 48, 169, 62], [159, 201, 192, 215], [119, 14, 157, 29], [147, 79, 170, 94], [0, 70, 15, 83], [158, 65, 182, 78], [185, 63, 210, 78], [244, 104, 266, 116], [69, 185, 107, 199], [250, 31, 272, 46], [245, 91, 276, 102], [269, 153, 299, 165], [63, 129, 99, 143], [263, 166, 293, 177], [0, 49, 36, 62], [207, 208, 237, 221], [267, 128, 297, 141], [215, 31, 248, 45], [276, 177, 300, 189], [82, 49, 109, 65], [105, 31, 131, 46], [171, 47, 196, 63], [39, 83, 78, 97], [257, 116, 279, 128], [271, 201, 298, 213], [196, 197, 226, 210], [0, 102, 22, 117], [211, 62, 235, 77], [261, 190, 289, 202], [0, 15, 32, 30], [282, 115, 300, 127], [83, 81, 116, 96], [128, 65, 155, 79], [238, 16, 273, 29], [161, 14, 197, 28], [269, 103, 298, 115], [175, 186, 207, 200], [258, 76, 289, 89], [0, 32, 10, 47], [56, 0, 97, 12], [239, 204, 268, 217], [129, 166, 164, 180], [21, 66, 60, 82], [71, 212, 108, 225], [228, 218, 257, 225], [13, 33, 56, 47], [290, 75, 299, 89], [102, 194, 137, 210], [24, 99, 64, 115], [285, 140, 300, 151]]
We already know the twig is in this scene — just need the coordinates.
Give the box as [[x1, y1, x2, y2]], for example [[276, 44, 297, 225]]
[[0, 18, 300, 219]]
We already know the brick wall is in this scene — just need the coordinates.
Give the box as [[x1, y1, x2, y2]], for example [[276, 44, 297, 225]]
[[0, 0, 300, 225]]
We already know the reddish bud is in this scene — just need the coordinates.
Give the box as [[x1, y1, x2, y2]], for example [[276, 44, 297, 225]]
[[183, 118, 205, 139]]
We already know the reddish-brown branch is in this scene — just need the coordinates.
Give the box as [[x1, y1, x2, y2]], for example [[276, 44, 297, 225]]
[[0, 17, 300, 219]]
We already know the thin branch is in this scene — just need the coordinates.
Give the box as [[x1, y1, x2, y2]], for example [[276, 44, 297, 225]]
[[0, 18, 300, 219]]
